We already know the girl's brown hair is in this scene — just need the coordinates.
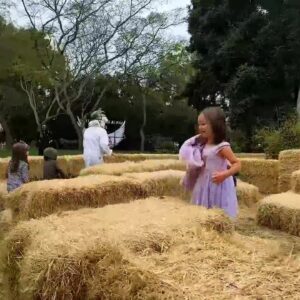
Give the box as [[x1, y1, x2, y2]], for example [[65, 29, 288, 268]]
[[9, 142, 29, 173], [201, 107, 227, 144]]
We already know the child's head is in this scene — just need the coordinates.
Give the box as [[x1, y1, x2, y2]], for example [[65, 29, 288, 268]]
[[10, 142, 29, 173], [198, 107, 226, 144], [43, 147, 58, 161]]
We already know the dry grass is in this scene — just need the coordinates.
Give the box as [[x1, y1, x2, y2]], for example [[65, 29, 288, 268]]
[[80, 159, 185, 176], [3, 197, 300, 300], [279, 150, 300, 193], [239, 158, 279, 194], [257, 192, 300, 236], [5, 175, 147, 220]]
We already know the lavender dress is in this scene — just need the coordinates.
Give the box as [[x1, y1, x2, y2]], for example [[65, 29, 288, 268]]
[[179, 136, 238, 218]]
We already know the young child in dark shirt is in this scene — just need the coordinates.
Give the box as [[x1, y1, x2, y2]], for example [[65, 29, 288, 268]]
[[43, 147, 65, 180]]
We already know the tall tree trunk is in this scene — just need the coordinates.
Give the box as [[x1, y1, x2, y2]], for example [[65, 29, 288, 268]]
[[0, 115, 13, 148], [67, 107, 84, 150], [140, 94, 147, 152], [297, 87, 300, 119]]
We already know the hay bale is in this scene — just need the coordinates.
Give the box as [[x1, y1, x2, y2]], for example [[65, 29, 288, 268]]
[[0, 209, 13, 232], [65, 155, 85, 177], [0, 156, 44, 181], [124, 171, 260, 206], [80, 159, 185, 176], [6, 175, 147, 220], [105, 153, 178, 163], [0, 158, 9, 180], [239, 158, 279, 194], [4, 197, 233, 300], [0, 181, 7, 210], [122, 170, 189, 200], [236, 153, 266, 159], [28, 156, 44, 180], [236, 180, 261, 207], [56, 157, 69, 177], [291, 170, 300, 194], [257, 192, 300, 236], [279, 150, 300, 193]]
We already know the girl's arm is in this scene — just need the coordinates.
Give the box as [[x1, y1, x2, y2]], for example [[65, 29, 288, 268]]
[[212, 147, 241, 184]]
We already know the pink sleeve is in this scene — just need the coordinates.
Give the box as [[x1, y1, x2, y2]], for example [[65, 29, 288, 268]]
[[179, 136, 204, 168]]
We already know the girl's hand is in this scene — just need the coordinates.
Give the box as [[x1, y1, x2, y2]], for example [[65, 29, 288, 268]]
[[212, 171, 227, 184]]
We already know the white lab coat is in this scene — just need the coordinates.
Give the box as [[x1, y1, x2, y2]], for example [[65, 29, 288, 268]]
[[83, 126, 112, 167]]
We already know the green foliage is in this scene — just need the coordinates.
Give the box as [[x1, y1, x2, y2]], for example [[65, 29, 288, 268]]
[[255, 116, 300, 158], [187, 0, 300, 149]]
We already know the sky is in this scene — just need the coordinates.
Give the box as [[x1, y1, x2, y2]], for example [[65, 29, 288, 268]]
[[10, 0, 191, 39], [160, 0, 191, 39]]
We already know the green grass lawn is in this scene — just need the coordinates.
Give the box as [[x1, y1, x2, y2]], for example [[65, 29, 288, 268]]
[[0, 148, 81, 158]]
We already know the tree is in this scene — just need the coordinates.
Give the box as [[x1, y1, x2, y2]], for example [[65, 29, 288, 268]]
[[0, 18, 37, 147], [19, 0, 183, 149], [186, 0, 300, 149]]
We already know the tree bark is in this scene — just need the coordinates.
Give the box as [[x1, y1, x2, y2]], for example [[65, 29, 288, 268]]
[[0, 115, 13, 148], [67, 106, 84, 150], [140, 94, 147, 152]]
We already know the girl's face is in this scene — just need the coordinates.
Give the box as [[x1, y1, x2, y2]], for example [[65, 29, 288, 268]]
[[198, 113, 213, 141]]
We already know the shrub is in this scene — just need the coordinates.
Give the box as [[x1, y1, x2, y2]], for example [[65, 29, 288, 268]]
[[255, 116, 300, 158]]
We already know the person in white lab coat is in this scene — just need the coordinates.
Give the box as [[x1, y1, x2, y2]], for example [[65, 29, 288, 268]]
[[83, 120, 112, 167]]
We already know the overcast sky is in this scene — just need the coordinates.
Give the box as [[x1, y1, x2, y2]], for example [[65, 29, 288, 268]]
[[160, 0, 191, 39], [10, 0, 191, 39]]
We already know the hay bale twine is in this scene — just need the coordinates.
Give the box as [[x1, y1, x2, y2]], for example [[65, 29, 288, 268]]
[[279, 150, 300, 193], [257, 192, 300, 236]]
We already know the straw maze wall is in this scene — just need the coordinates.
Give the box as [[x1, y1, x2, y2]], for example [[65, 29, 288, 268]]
[[0, 151, 298, 194]]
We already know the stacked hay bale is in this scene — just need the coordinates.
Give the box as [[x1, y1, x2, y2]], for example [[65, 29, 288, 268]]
[[3, 197, 233, 300], [4, 197, 299, 300], [257, 192, 300, 236], [122, 170, 189, 200], [80, 159, 185, 176], [4, 166, 260, 221], [0, 158, 8, 180], [5, 175, 146, 220], [239, 158, 279, 194], [105, 153, 178, 163], [236, 180, 260, 207], [236, 153, 265, 159], [291, 170, 300, 193], [123, 171, 260, 207], [278, 150, 300, 192]]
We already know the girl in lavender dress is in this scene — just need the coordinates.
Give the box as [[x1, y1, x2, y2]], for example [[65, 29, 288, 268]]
[[179, 107, 241, 218]]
